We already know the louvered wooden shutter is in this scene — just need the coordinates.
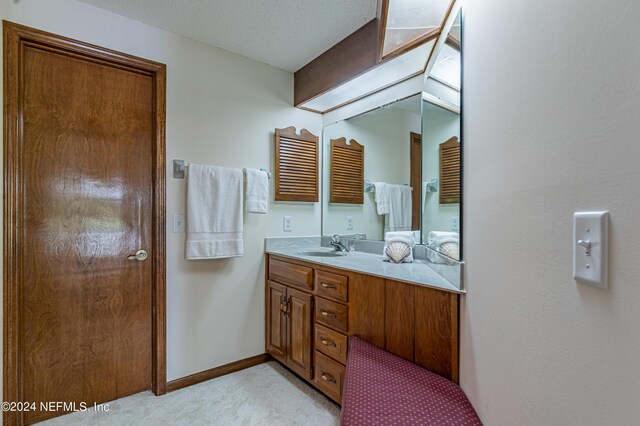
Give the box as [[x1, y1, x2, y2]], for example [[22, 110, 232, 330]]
[[274, 126, 319, 202], [330, 138, 364, 204], [439, 136, 460, 204]]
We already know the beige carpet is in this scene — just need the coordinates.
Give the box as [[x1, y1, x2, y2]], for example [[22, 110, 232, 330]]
[[38, 362, 341, 425]]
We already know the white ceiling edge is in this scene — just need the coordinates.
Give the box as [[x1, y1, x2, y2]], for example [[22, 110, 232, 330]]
[[76, 0, 377, 72], [322, 73, 425, 126], [302, 40, 435, 113]]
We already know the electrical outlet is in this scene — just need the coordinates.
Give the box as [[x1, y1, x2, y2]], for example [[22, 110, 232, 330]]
[[283, 216, 293, 232], [451, 217, 459, 231], [347, 216, 353, 230], [173, 214, 185, 233]]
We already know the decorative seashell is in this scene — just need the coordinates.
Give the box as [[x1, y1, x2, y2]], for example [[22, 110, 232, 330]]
[[385, 242, 411, 263], [438, 242, 459, 264]]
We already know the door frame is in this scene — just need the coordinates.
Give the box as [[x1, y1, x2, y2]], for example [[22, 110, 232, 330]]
[[3, 21, 167, 424], [410, 131, 422, 232]]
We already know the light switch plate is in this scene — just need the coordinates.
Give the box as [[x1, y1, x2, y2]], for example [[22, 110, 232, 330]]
[[173, 214, 185, 233], [573, 211, 609, 289], [347, 216, 353, 230], [451, 217, 460, 231]]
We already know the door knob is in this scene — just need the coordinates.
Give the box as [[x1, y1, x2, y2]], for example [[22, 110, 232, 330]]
[[128, 249, 148, 261]]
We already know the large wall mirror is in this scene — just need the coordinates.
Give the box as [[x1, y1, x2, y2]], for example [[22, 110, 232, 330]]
[[322, 94, 422, 241], [421, 8, 462, 263], [320, 7, 463, 267]]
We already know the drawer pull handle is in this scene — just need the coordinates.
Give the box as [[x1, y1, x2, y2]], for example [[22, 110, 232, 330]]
[[320, 371, 336, 383], [320, 282, 337, 289], [320, 338, 337, 347], [320, 310, 337, 318]]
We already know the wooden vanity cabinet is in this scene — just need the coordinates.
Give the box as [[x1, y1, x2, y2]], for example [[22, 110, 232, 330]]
[[265, 254, 460, 404], [266, 280, 287, 363], [266, 280, 313, 380]]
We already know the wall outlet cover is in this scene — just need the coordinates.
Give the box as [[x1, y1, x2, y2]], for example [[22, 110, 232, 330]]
[[283, 215, 293, 232], [347, 216, 353, 230]]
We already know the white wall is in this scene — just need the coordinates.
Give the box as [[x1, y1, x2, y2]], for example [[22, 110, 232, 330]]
[[0, 0, 322, 385], [461, 0, 640, 424], [4, 1, 640, 424], [322, 108, 420, 240], [422, 101, 460, 234]]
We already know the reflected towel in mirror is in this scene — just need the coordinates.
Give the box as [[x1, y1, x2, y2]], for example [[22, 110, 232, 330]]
[[426, 231, 459, 264], [385, 184, 412, 232], [373, 182, 390, 215]]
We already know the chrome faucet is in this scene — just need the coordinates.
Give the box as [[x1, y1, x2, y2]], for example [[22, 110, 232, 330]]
[[330, 234, 349, 252]]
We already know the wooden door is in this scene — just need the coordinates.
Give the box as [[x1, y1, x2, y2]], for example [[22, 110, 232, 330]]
[[286, 288, 313, 380], [266, 280, 288, 363], [410, 132, 422, 231], [4, 23, 166, 425]]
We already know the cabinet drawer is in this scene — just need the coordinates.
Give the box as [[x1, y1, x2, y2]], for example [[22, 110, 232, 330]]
[[314, 351, 345, 403], [315, 297, 348, 332], [315, 324, 347, 365], [315, 270, 348, 303], [268, 257, 313, 291]]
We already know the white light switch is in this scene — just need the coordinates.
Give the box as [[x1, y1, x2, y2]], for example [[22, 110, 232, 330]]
[[347, 216, 353, 230], [451, 217, 459, 231], [173, 214, 185, 233], [573, 211, 609, 289], [283, 216, 293, 232]]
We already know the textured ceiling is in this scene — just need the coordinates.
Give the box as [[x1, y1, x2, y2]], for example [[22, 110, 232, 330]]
[[78, 0, 378, 72]]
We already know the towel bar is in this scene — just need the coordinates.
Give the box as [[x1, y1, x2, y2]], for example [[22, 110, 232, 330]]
[[363, 179, 412, 192], [173, 159, 272, 180]]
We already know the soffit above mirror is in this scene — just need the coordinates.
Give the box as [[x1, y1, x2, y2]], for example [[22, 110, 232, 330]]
[[295, 0, 456, 114], [301, 40, 435, 113], [321, 3, 460, 125]]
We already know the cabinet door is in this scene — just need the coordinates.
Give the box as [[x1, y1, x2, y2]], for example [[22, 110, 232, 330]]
[[286, 287, 313, 380], [266, 280, 287, 363]]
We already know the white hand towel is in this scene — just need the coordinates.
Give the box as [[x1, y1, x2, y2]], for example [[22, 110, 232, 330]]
[[186, 164, 243, 260], [427, 231, 459, 247], [384, 184, 412, 232], [244, 168, 268, 214], [373, 182, 390, 215], [384, 231, 416, 247]]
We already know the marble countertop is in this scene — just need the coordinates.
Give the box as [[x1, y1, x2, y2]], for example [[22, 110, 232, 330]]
[[265, 237, 464, 294]]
